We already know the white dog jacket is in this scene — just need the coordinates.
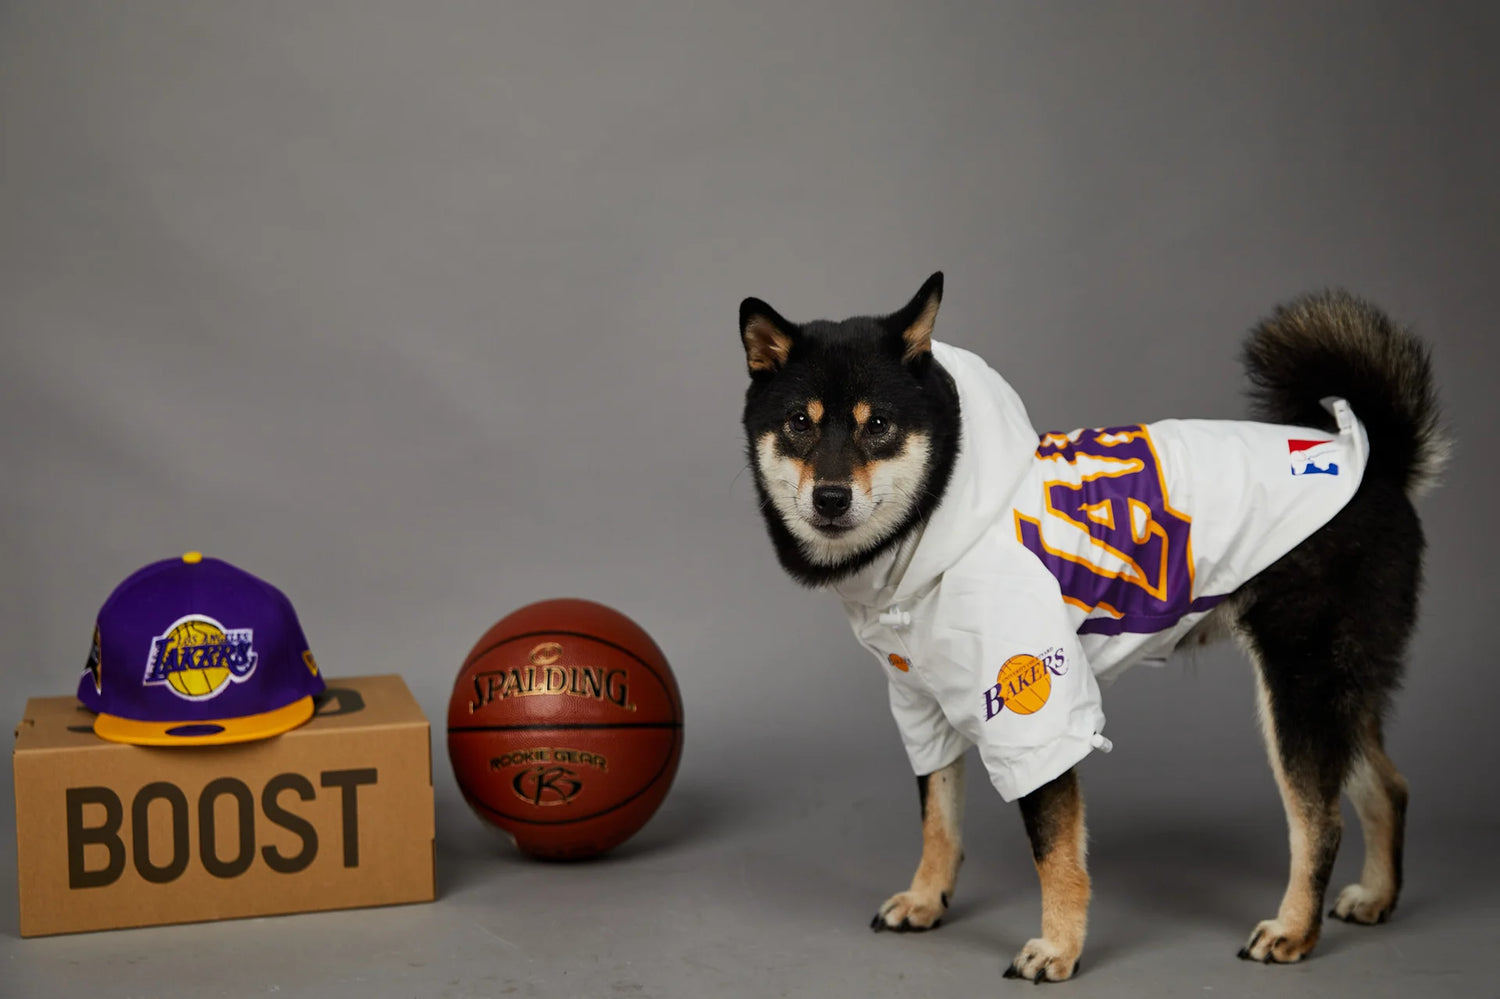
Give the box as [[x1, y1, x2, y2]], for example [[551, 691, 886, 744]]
[[834, 342, 1368, 801]]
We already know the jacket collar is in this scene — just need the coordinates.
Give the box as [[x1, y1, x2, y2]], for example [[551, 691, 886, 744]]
[[835, 341, 1039, 610]]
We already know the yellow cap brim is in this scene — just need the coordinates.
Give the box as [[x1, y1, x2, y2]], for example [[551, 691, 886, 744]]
[[92, 695, 315, 747]]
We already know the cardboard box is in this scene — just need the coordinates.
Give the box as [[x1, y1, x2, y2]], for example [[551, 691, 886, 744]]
[[13, 674, 434, 937]]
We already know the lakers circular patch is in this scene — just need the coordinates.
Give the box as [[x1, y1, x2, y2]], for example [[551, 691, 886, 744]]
[[995, 653, 1051, 715], [888, 653, 911, 673], [144, 614, 259, 701]]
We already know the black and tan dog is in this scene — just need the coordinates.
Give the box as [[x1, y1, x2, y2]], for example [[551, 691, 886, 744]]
[[737, 274, 1445, 981]]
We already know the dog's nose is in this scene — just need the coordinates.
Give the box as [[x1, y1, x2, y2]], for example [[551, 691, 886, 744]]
[[812, 485, 853, 518]]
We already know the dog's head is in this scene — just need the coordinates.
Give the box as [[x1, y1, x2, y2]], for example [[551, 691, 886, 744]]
[[739, 272, 961, 586]]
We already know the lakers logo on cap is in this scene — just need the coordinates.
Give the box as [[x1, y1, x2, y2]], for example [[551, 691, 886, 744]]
[[143, 614, 258, 700]]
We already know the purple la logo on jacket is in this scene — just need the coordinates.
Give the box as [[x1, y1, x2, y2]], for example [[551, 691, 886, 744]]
[[1016, 426, 1224, 638]]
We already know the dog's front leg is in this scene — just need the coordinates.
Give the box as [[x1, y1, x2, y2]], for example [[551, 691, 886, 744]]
[[1005, 767, 1088, 982], [871, 754, 965, 932]]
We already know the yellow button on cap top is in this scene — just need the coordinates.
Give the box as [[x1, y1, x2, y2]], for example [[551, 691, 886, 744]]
[[182, 551, 203, 564]]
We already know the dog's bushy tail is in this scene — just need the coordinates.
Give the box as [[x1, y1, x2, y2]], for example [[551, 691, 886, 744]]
[[1243, 290, 1449, 497]]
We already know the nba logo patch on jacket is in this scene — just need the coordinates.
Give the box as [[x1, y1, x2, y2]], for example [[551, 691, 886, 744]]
[[1288, 437, 1343, 476]]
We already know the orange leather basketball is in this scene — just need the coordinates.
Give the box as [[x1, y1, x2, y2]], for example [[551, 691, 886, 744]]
[[447, 599, 683, 860]]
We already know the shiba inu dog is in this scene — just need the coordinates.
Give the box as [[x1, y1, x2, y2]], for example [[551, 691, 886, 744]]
[[738, 273, 1445, 981]]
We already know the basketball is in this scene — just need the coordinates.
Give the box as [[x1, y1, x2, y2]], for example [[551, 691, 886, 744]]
[[996, 653, 1051, 715], [447, 598, 684, 860]]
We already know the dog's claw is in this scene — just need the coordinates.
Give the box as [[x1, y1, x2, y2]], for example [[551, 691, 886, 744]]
[[1005, 955, 1075, 983], [1002, 964, 1055, 984]]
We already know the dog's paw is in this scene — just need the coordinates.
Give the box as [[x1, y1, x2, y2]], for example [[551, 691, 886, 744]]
[[1236, 918, 1319, 964], [1329, 883, 1395, 925], [1003, 937, 1080, 983], [870, 890, 948, 933]]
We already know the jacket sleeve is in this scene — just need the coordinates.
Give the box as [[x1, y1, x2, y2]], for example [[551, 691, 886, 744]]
[[924, 538, 1109, 801], [886, 675, 972, 778]]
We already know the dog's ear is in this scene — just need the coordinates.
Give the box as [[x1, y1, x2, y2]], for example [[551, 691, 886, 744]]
[[888, 272, 944, 365], [740, 298, 797, 375]]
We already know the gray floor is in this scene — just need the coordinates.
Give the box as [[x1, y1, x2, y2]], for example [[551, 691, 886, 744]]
[[5, 728, 1497, 999]]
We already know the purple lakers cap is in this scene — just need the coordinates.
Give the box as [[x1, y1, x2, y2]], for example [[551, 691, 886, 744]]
[[77, 552, 325, 746]]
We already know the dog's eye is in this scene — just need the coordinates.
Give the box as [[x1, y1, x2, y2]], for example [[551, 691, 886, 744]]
[[867, 416, 892, 438], [787, 413, 812, 434]]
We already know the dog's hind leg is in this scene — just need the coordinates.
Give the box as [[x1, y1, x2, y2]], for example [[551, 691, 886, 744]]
[[1005, 767, 1089, 982], [1331, 722, 1408, 924], [871, 757, 965, 932], [1234, 486, 1421, 962], [872, 755, 965, 932], [1238, 656, 1347, 964]]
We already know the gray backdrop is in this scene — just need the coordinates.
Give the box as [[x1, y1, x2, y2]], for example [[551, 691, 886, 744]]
[[3, 2, 1497, 997]]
